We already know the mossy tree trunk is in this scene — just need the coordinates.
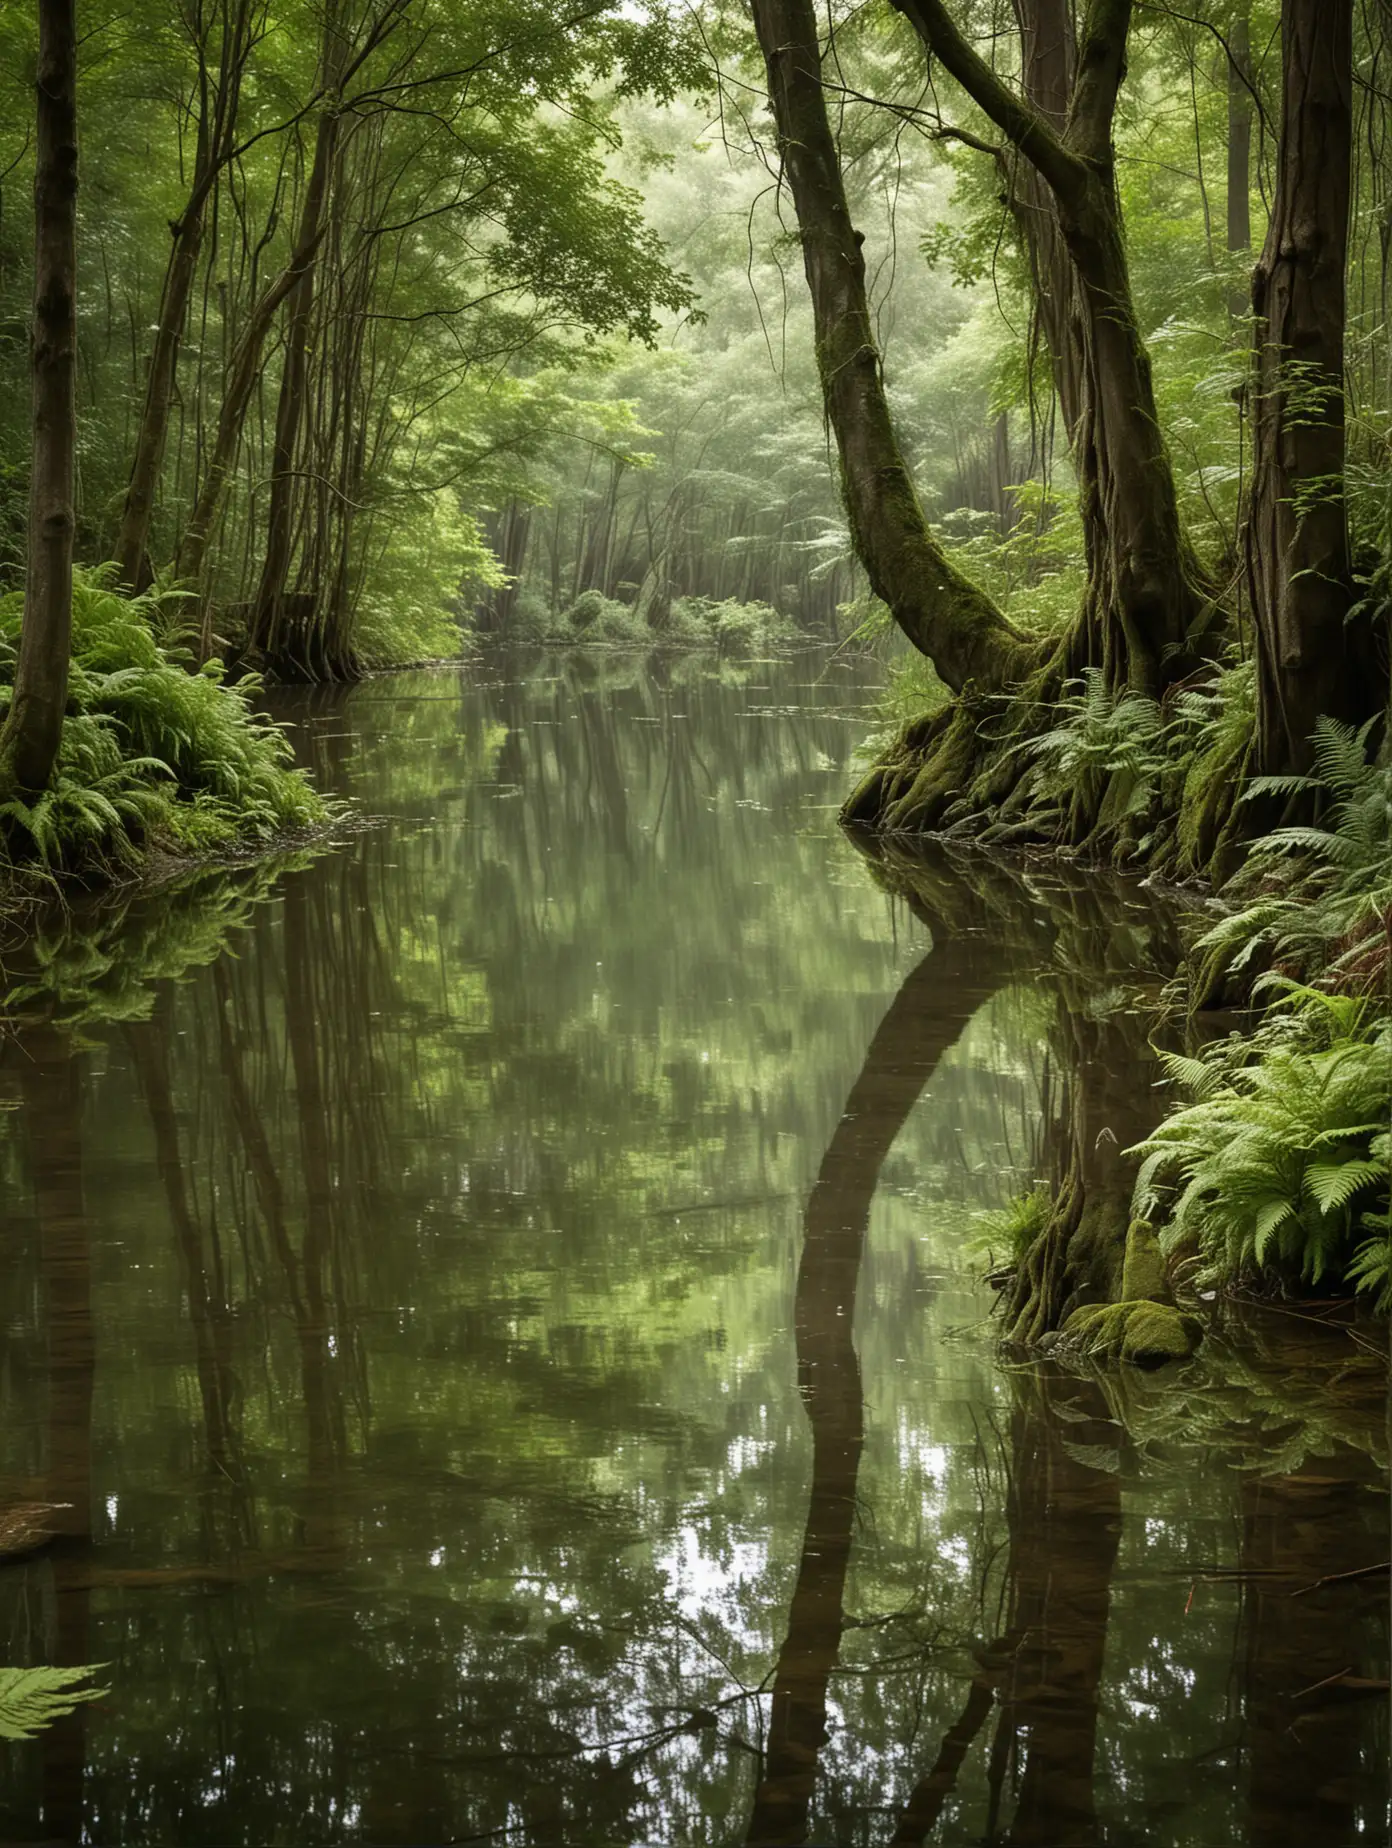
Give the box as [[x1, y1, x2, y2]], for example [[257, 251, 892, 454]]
[[748, 0, 1039, 699], [750, 0, 1213, 842], [0, 0, 78, 802], [1247, 0, 1383, 777]]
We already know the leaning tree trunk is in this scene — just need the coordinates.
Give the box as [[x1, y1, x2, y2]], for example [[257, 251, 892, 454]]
[[175, 235, 320, 605], [112, 163, 213, 590], [751, 0, 1212, 847], [0, 0, 78, 802], [113, 0, 254, 590], [747, 0, 1038, 697], [1247, 0, 1382, 777]]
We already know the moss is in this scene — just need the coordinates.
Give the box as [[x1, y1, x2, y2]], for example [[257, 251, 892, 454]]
[[1062, 1298, 1201, 1368], [1121, 1218, 1166, 1301]]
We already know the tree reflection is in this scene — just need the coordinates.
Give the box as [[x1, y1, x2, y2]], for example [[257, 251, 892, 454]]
[[749, 925, 1012, 1842], [5, 1025, 96, 1845]]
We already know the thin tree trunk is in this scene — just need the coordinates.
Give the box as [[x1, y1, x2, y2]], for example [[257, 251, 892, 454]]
[[113, 179, 210, 589], [248, 18, 344, 666], [114, 0, 255, 588], [1247, 0, 1379, 775], [1226, 0, 1252, 282], [0, 0, 78, 799], [176, 238, 320, 599]]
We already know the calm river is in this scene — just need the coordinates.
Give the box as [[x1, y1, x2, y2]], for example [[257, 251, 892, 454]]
[[0, 652, 1386, 1845]]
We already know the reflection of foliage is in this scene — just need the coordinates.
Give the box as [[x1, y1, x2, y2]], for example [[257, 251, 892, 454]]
[[0, 1665, 107, 1740], [1, 852, 317, 1029], [1087, 1312, 1388, 1480]]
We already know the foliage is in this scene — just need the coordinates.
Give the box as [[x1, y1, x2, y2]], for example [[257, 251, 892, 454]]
[[1131, 983, 1392, 1305], [0, 568, 324, 876], [1195, 716, 1392, 987], [968, 1182, 1052, 1268], [0, 1665, 108, 1740], [1021, 669, 1170, 834]]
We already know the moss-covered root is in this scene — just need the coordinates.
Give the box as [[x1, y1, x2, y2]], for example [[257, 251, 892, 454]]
[[1007, 1214, 1201, 1368], [1062, 1298, 1202, 1368], [1002, 1172, 1130, 1348]]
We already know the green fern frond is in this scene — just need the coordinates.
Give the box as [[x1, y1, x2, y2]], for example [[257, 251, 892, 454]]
[[0, 1665, 108, 1740]]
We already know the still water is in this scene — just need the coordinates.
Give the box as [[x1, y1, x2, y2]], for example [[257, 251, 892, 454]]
[[0, 651, 1386, 1846]]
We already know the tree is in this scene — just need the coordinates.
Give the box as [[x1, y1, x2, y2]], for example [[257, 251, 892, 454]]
[[749, 0, 1215, 845], [0, 0, 78, 799], [111, 0, 261, 591], [1246, 0, 1382, 777]]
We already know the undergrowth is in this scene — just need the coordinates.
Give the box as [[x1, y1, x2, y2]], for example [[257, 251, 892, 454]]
[[1132, 982, 1391, 1311], [0, 567, 325, 881]]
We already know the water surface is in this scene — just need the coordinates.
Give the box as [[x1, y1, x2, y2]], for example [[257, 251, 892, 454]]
[[0, 651, 1386, 1846]]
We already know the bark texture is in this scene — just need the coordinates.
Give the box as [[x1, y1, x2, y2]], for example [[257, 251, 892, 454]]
[[1, 0, 79, 799], [750, 0, 1214, 844], [893, 0, 1208, 696], [1247, 0, 1382, 775], [1226, 0, 1252, 267]]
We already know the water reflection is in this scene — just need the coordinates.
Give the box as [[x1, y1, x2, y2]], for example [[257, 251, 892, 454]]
[[0, 653, 1384, 1846]]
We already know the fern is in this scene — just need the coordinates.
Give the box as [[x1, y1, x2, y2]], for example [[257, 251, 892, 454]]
[[0, 566, 326, 876], [0, 1664, 107, 1740], [1202, 717, 1392, 987], [1131, 1003, 1392, 1302]]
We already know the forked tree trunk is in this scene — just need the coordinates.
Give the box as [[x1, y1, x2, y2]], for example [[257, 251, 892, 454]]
[[0, 0, 78, 800], [113, 0, 255, 589], [248, 62, 343, 668], [751, 0, 1207, 743], [1247, 0, 1381, 775]]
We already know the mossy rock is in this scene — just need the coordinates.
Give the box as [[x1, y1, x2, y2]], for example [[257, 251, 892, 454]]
[[1063, 1298, 1202, 1369]]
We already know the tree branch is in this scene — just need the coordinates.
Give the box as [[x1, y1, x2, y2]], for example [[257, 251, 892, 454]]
[[888, 0, 1088, 200]]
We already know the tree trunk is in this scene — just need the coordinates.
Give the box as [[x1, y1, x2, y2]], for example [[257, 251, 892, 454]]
[[114, 0, 254, 590], [1226, 0, 1252, 285], [1247, 0, 1380, 775], [0, 0, 78, 800], [112, 187, 209, 589], [176, 238, 319, 599], [901, 0, 1208, 692], [752, 0, 1212, 844], [1010, 0, 1085, 441], [748, 0, 1038, 695], [248, 22, 344, 669]]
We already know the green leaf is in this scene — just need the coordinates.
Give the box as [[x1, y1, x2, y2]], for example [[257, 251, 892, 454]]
[[0, 1665, 108, 1740]]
